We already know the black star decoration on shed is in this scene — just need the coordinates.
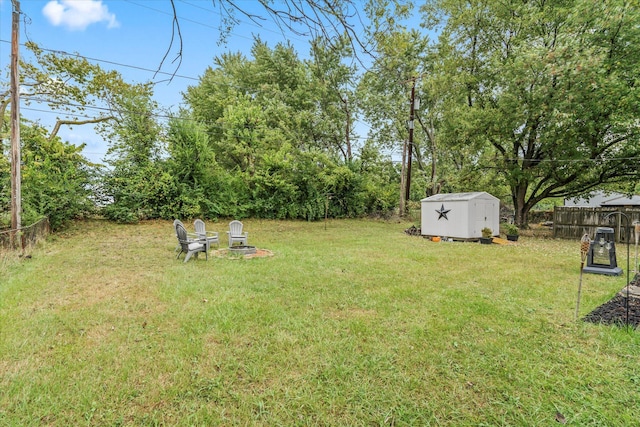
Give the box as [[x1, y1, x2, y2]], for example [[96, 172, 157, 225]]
[[435, 204, 451, 220]]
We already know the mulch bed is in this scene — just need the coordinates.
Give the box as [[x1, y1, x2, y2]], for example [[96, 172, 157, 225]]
[[582, 274, 640, 329]]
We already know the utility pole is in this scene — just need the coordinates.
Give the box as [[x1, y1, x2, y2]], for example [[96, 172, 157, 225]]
[[10, 0, 21, 248], [404, 77, 417, 210], [399, 139, 407, 215]]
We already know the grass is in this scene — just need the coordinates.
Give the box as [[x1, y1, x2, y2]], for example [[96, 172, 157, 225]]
[[1, 218, 638, 426]]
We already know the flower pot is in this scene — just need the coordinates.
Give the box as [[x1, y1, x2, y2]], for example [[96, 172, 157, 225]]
[[480, 237, 493, 244], [506, 234, 519, 242]]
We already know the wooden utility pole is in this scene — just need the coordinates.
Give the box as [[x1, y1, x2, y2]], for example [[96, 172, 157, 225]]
[[399, 139, 407, 215], [404, 77, 417, 209], [10, 0, 21, 248]]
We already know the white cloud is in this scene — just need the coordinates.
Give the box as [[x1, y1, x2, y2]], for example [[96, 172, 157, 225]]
[[42, 0, 119, 31]]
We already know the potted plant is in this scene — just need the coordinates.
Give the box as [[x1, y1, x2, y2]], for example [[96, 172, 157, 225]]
[[480, 227, 493, 244], [504, 223, 519, 241]]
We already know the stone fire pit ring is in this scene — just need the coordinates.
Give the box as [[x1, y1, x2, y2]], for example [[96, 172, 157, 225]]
[[228, 245, 257, 255], [212, 246, 274, 260]]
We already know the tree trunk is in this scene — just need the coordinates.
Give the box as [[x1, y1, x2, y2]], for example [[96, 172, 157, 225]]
[[341, 96, 352, 163], [513, 184, 529, 228]]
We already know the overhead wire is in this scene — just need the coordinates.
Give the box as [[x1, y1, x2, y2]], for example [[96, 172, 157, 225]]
[[6, 4, 632, 167], [0, 0, 377, 152]]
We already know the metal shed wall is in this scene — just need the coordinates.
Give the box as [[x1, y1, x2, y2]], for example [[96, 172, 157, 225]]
[[420, 192, 500, 239]]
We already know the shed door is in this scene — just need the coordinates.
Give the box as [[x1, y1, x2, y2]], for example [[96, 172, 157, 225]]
[[474, 201, 493, 236]]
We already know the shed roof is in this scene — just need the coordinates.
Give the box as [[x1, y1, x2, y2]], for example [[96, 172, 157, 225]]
[[601, 194, 640, 206], [421, 191, 498, 202], [564, 191, 632, 207]]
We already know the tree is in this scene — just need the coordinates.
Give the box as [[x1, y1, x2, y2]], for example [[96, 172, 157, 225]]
[[1, 42, 155, 227], [100, 91, 166, 222], [7, 122, 95, 230], [422, 0, 640, 226], [358, 27, 430, 210], [0, 42, 139, 145], [164, 0, 413, 77], [183, 37, 398, 219], [308, 35, 358, 163]]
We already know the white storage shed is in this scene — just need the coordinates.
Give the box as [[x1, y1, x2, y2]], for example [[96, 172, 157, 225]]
[[421, 192, 500, 240]]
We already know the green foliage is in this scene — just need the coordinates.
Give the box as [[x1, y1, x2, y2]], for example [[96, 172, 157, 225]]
[[100, 93, 164, 223], [179, 38, 398, 221], [503, 223, 519, 236], [18, 124, 95, 230], [8, 4, 640, 232], [166, 116, 214, 187], [100, 163, 175, 223], [422, 0, 640, 225], [1, 43, 167, 228]]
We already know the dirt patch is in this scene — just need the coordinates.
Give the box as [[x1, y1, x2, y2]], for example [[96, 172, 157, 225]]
[[212, 248, 274, 260], [582, 274, 640, 329]]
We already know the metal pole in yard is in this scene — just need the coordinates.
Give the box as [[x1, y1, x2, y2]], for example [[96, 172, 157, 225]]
[[634, 221, 639, 274], [576, 233, 590, 321], [605, 212, 630, 330]]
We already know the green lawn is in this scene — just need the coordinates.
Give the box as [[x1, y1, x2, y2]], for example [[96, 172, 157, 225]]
[[1, 219, 638, 426]]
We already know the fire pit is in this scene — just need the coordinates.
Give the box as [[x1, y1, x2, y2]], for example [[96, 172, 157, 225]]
[[212, 246, 273, 259], [228, 245, 257, 255]]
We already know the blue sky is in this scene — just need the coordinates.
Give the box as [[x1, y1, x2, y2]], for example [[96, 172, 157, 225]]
[[1, 1, 426, 164], [1, 0, 335, 162]]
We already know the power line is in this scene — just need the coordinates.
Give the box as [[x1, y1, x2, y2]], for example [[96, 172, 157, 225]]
[[0, 39, 200, 83], [18, 104, 640, 165], [20, 104, 372, 143], [0, 1, 314, 83]]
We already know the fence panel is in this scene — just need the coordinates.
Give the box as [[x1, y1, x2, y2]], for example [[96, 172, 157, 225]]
[[0, 217, 50, 249], [553, 207, 640, 242]]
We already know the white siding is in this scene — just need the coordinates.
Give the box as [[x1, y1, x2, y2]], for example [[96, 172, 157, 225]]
[[421, 192, 499, 239]]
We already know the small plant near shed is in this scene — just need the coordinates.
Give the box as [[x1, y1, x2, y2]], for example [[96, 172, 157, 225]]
[[480, 227, 493, 244], [503, 223, 519, 241], [504, 223, 519, 236]]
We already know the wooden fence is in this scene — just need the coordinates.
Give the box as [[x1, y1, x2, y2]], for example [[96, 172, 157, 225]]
[[0, 217, 50, 250], [553, 206, 640, 242]]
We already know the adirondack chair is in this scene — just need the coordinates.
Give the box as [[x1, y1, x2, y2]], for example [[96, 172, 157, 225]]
[[194, 219, 219, 251], [175, 221, 207, 262], [173, 219, 197, 252], [227, 220, 248, 247]]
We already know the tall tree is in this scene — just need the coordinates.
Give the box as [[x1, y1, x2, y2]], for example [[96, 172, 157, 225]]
[[422, 0, 640, 226], [183, 38, 398, 219], [0, 42, 139, 144], [1, 42, 156, 227], [358, 27, 430, 207], [100, 92, 166, 222], [164, 0, 413, 77], [1, 121, 95, 230], [308, 35, 358, 163]]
